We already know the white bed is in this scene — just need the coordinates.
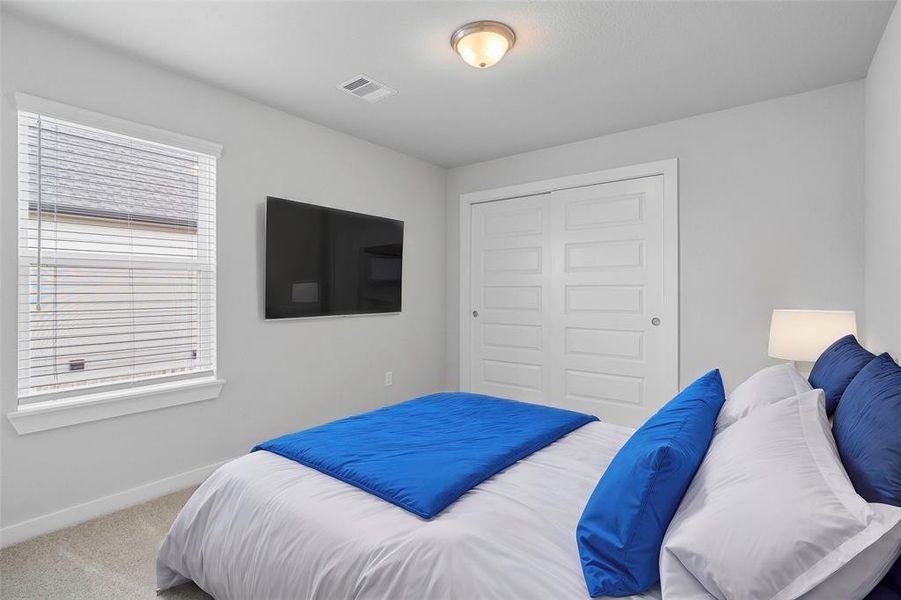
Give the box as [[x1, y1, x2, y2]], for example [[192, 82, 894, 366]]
[[157, 420, 661, 600]]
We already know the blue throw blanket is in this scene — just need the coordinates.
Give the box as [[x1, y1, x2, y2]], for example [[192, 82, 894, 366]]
[[253, 392, 597, 518]]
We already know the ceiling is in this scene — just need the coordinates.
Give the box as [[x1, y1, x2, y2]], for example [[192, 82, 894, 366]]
[[5, 1, 895, 168]]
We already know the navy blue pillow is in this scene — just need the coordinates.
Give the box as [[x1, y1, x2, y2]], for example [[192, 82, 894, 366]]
[[880, 561, 901, 598], [891, 561, 901, 596], [809, 334, 875, 415], [867, 572, 901, 600], [576, 369, 726, 597], [833, 353, 901, 505]]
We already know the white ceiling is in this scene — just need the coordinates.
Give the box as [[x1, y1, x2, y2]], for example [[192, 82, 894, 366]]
[[5, 1, 895, 168]]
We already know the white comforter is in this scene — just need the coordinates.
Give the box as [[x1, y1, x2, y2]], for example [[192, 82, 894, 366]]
[[157, 420, 660, 600]]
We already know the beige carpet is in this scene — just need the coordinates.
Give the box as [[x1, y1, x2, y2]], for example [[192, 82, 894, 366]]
[[0, 488, 211, 600]]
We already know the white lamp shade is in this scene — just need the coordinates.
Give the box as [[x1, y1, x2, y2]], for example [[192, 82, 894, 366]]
[[768, 309, 858, 362]]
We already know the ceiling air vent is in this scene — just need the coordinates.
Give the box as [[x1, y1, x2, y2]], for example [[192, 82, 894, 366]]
[[338, 75, 397, 103]]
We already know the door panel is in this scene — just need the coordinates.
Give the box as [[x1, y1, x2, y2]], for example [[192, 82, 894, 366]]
[[550, 176, 666, 425], [470, 195, 552, 404]]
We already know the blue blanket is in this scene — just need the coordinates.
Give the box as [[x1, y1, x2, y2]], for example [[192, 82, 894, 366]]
[[253, 392, 597, 518]]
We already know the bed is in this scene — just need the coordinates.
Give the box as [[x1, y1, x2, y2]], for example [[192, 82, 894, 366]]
[[158, 346, 901, 599], [157, 419, 660, 600]]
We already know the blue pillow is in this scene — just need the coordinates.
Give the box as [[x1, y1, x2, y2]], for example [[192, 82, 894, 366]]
[[879, 560, 901, 598], [833, 353, 901, 600], [809, 334, 875, 415], [833, 353, 901, 506], [890, 561, 901, 596], [576, 369, 726, 597], [867, 574, 901, 600]]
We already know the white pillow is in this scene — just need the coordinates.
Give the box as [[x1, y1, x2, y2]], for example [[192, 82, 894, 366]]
[[715, 363, 811, 433], [661, 389, 901, 600], [801, 504, 901, 599]]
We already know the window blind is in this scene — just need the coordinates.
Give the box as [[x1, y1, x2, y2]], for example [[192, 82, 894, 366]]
[[17, 111, 217, 403]]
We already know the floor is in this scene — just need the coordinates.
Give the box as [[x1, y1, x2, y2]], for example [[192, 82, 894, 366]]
[[0, 488, 210, 600]]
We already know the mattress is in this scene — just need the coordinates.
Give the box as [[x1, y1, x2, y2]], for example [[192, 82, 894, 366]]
[[157, 420, 661, 600]]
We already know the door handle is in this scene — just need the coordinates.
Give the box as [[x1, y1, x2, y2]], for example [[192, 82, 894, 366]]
[[472, 310, 479, 318], [651, 317, 661, 326]]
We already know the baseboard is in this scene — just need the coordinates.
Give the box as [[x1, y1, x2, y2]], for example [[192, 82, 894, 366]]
[[0, 458, 233, 548]]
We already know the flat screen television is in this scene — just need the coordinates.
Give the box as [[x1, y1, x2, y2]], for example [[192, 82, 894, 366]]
[[265, 197, 403, 319]]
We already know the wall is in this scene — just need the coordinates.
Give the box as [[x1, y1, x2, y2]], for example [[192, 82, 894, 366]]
[[446, 82, 866, 392], [864, 3, 901, 359], [0, 14, 446, 531]]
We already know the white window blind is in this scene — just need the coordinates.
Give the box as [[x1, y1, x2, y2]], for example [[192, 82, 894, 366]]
[[17, 110, 217, 403]]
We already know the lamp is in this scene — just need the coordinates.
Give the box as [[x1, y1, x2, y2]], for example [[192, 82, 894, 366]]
[[768, 309, 858, 375], [451, 21, 516, 69]]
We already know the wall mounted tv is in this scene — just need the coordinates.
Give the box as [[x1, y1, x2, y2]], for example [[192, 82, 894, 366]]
[[265, 197, 404, 319]]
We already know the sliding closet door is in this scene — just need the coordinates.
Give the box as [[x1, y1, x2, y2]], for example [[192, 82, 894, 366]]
[[548, 176, 667, 425], [469, 175, 671, 426], [469, 194, 552, 404]]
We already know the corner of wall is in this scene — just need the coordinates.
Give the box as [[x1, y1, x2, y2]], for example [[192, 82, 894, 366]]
[[863, 1, 901, 358]]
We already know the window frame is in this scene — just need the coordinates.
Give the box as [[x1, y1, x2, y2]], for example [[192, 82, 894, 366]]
[[8, 94, 225, 434]]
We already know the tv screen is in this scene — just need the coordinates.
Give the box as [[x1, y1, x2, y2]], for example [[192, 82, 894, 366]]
[[265, 197, 403, 319]]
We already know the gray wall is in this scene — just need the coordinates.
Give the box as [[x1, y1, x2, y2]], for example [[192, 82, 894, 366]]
[[446, 82, 866, 392], [864, 3, 901, 359], [0, 14, 447, 529]]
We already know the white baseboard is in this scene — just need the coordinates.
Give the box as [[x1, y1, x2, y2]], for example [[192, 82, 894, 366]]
[[0, 458, 233, 548]]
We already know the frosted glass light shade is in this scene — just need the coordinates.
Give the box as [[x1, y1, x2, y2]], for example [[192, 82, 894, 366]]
[[768, 309, 858, 362], [451, 21, 515, 69]]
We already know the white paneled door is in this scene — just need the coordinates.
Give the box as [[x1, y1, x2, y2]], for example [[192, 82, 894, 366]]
[[469, 175, 674, 426], [470, 194, 553, 405]]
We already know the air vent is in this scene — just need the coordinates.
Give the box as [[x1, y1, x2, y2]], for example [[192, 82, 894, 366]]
[[338, 74, 397, 103]]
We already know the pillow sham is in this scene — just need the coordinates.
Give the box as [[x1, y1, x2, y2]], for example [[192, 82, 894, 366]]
[[660, 504, 901, 600], [715, 362, 811, 433], [802, 505, 901, 599], [660, 389, 901, 600], [833, 353, 901, 506], [808, 334, 875, 415], [576, 369, 725, 597]]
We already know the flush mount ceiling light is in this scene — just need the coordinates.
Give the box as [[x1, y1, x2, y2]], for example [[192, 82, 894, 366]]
[[451, 21, 516, 69]]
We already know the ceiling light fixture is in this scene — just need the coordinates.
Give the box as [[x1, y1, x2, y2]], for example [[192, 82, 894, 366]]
[[451, 20, 515, 69]]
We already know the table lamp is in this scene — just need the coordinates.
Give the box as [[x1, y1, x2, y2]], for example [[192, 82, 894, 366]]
[[768, 309, 858, 375]]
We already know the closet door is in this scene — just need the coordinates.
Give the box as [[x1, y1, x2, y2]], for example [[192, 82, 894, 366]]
[[548, 176, 668, 425], [469, 194, 552, 404]]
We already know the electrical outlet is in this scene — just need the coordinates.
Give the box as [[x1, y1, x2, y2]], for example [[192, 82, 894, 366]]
[[384, 371, 393, 387]]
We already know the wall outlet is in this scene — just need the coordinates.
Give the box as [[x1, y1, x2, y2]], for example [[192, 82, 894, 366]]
[[384, 371, 393, 387]]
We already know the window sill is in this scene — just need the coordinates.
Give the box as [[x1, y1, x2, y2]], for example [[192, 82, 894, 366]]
[[7, 377, 226, 435]]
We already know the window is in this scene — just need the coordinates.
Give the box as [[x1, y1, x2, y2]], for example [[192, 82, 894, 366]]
[[16, 105, 218, 405]]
